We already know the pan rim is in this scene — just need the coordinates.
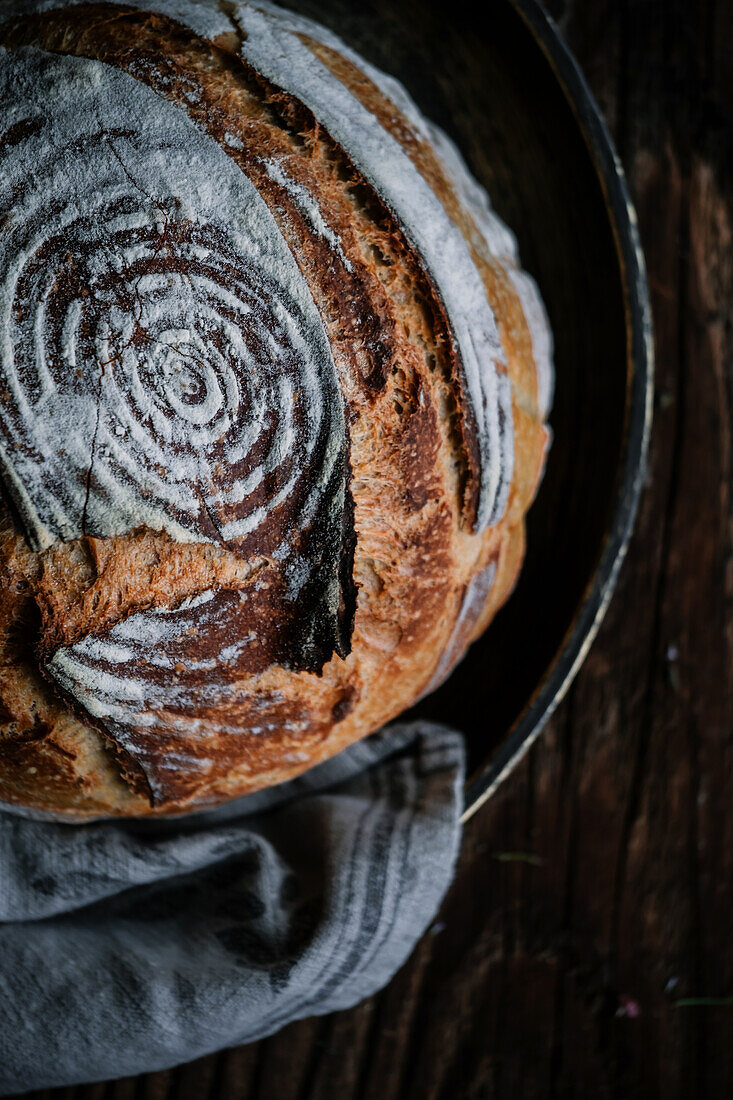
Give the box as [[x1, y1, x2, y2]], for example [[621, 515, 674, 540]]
[[462, 0, 654, 821]]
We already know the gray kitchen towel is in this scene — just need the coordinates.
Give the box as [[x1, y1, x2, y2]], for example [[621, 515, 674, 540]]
[[0, 720, 465, 1095]]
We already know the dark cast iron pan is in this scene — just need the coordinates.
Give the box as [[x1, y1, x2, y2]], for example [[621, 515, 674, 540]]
[[286, 0, 654, 819]]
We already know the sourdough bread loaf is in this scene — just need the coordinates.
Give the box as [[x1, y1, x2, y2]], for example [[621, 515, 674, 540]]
[[0, 0, 553, 817]]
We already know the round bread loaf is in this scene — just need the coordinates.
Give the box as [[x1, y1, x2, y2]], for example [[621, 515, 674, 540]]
[[0, 0, 553, 818]]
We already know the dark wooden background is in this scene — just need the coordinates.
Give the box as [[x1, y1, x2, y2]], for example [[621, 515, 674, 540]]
[[25, 0, 732, 1096]]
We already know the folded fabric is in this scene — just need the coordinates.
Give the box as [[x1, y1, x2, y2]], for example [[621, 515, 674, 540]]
[[0, 721, 465, 1095]]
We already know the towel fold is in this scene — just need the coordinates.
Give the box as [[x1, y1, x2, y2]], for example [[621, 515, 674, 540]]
[[0, 720, 465, 1095]]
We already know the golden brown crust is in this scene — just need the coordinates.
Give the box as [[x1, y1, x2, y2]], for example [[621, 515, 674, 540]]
[[0, 2, 551, 818]]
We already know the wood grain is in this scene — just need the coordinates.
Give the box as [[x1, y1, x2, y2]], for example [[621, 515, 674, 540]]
[[15, 0, 733, 1097]]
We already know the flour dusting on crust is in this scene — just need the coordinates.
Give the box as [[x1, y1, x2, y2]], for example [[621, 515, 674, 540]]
[[424, 121, 555, 418], [47, 586, 314, 803], [230, 1, 514, 530], [0, 45, 347, 563], [1, 0, 523, 531], [262, 157, 353, 272]]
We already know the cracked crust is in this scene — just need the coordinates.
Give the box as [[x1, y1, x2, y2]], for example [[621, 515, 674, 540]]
[[0, 1, 551, 818]]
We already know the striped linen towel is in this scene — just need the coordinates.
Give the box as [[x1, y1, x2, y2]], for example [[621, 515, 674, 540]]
[[0, 720, 464, 1094]]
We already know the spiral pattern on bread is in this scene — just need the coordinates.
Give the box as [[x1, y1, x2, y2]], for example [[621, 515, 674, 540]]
[[0, 47, 347, 594], [0, 0, 553, 818]]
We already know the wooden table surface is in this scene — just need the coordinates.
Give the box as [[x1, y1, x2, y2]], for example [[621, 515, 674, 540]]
[[26, 1, 732, 1097]]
